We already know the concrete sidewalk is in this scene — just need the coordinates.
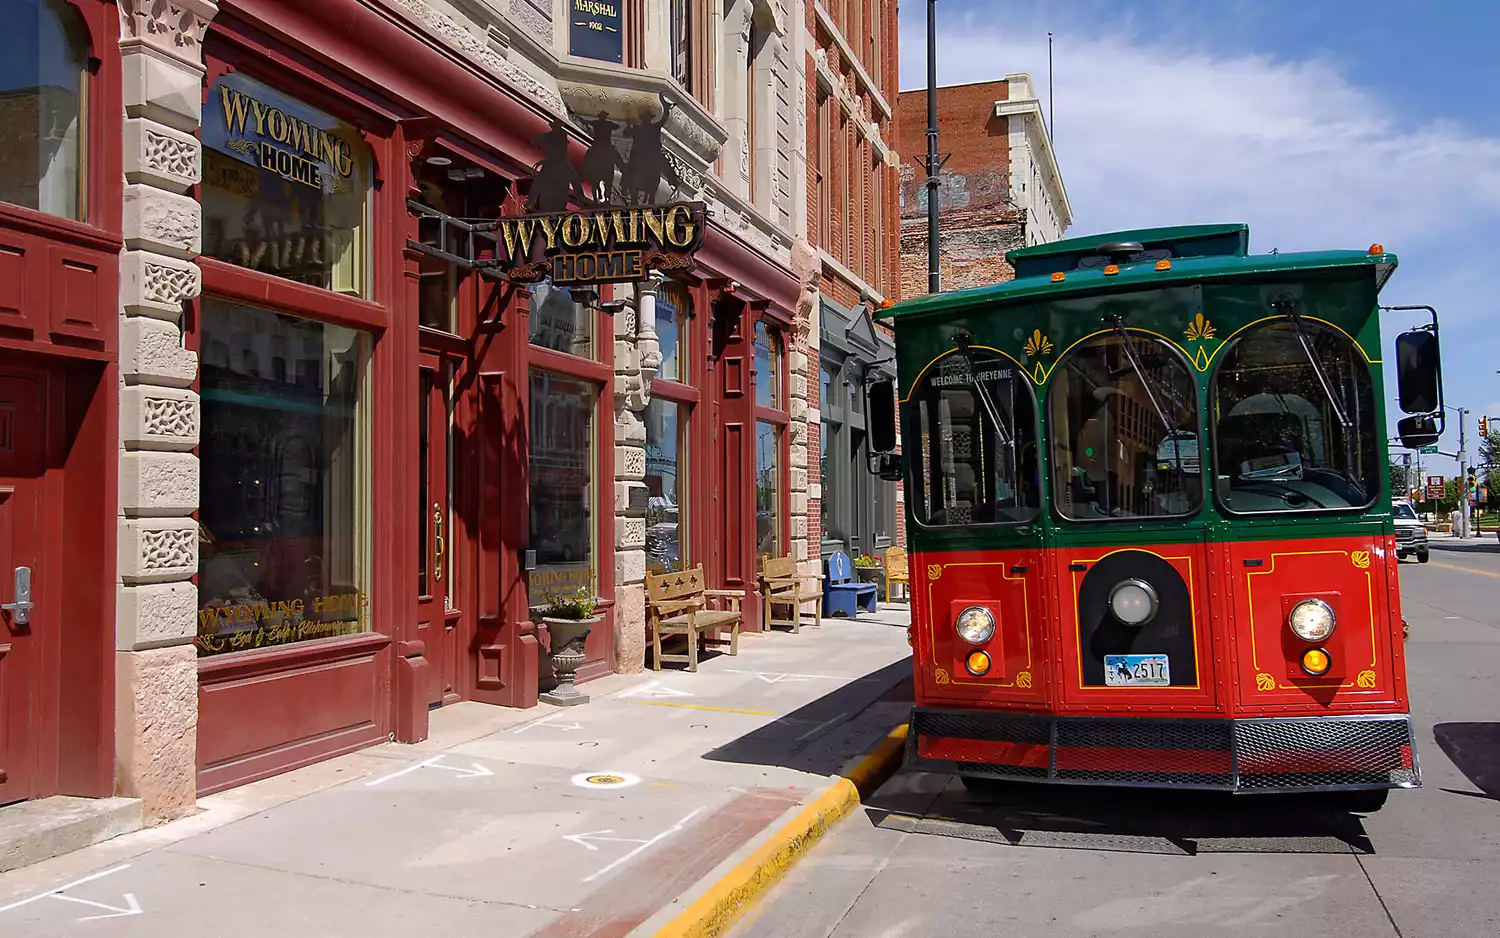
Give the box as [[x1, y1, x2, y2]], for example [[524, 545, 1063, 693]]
[[0, 609, 913, 937]]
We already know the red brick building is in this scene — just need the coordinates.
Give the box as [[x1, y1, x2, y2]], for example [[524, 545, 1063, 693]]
[[897, 75, 1072, 296], [803, 0, 905, 570]]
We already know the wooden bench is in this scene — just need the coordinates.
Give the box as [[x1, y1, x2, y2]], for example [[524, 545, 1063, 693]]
[[644, 565, 743, 671], [823, 550, 877, 617], [884, 546, 910, 603], [760, 555, 823, 633]]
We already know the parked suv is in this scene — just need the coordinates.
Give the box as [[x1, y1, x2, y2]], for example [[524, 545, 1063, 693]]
[[1394, 501, 1429, 563]]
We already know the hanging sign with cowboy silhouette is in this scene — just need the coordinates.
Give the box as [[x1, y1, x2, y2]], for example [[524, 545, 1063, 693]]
[[408, 93, 706, 287]]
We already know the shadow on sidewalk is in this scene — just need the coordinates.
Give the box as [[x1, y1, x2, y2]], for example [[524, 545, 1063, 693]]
[[699, 659, 914, 777], [1433, 722, 1500, 800], [864, 772, 1379, 856]]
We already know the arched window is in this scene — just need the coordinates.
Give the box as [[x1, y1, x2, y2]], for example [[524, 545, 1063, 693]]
[[1211, 320, 1376, 513], [906, 348, 1040, 526], [1047, 333, 1201, 520], [0, 0, 89, 220]]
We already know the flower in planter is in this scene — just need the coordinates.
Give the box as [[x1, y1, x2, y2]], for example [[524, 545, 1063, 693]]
[[853, 554, 880, 568], [541, 586, 601, 620]]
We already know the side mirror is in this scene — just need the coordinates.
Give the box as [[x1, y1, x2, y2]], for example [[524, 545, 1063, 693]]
[[1395, 328, 1441, 415], [868, 379, 898, 453], [871, 452, 903, 482], [1397, 414, 1441, 450]]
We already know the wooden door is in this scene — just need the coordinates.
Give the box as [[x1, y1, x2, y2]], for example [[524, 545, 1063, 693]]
[[0, 372, 44, 805], [417, 353, 461, 708]]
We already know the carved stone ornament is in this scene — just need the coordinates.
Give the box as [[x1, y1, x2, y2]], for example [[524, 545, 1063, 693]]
[[388, 0, 566, 115], [143, 129, 197, 179], [119, 0, 216, 59], [142, 397, 197, 438], [141, 527, 196, 571], [143, 260, 200, 306]]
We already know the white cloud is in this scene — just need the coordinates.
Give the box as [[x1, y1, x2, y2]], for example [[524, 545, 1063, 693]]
[[897, 9, 1500, 468], [897, 15, 1500, 255]]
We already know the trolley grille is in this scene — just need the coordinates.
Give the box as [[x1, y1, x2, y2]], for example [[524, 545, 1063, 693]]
[[909, 708, 1419, 793]]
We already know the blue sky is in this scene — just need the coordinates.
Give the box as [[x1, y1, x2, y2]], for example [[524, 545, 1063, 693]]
[[898, 1, 1500, 480]]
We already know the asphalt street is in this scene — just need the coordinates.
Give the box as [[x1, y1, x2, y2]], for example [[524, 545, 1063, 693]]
[[732, 540, 1500, 938]]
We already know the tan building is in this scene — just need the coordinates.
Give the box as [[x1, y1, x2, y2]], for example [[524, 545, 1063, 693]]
[[897, 74, 1072, 296]]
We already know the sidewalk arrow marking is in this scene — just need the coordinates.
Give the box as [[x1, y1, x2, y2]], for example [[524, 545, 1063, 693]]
[[515, 712, 585, 733], [53, 892, 143, 922], [581, 806, 707, 884], [426, 761, 493, 779], [617, 680, 694, 699], [366, 754, 493, 786], [562, 829, 654, 852], [0, 864, 132, 917]]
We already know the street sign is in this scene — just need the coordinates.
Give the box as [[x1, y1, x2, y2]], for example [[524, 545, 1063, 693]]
[[1427, 475, 1445, 500], [1419, 445, 1440, 454]]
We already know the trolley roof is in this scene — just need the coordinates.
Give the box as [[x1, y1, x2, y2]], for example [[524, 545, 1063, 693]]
[[882, 223, 1398, 322]]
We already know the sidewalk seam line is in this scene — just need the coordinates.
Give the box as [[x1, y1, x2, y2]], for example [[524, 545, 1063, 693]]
[[1353, 853, 1404, 938]]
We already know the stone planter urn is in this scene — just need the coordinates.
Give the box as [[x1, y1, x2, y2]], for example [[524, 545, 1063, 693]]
[[855, 564, 884, 597], [540, 615, 599, 706]]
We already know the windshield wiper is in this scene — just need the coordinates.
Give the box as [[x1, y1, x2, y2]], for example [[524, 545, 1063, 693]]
[[1275, 296, 1354, 433], [953, 331, 1014, 448], [1104, 316, 1175, 436]]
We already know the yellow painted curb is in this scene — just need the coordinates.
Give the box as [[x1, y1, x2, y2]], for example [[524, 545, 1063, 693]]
[[653, 723, 910, 938]]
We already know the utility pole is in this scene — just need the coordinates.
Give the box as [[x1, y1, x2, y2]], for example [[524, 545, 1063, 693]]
[[1459, 407, 1470, 538], [924, 0, 944, 295]]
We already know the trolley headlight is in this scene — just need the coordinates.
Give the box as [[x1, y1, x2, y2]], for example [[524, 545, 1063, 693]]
[[1288, 599, 1336, 642], [954, 606, 996, 645], [1108, 579, 1158, 626]]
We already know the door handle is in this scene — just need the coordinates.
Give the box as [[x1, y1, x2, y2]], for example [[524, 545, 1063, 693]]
[[432, 504, 445, 583], [3, 566, 32, 627]]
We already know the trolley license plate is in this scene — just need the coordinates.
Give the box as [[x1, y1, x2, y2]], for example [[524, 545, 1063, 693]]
[[1104, 654, 1170, 686]]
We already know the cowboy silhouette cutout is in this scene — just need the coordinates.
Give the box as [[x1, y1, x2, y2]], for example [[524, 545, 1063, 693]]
[[526, 119, 585, 213], [579, 112, 624, 206], [620, 94, 683, 206]]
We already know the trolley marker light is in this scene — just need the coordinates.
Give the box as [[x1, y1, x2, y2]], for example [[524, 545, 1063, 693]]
[[954, 606, 996, 645], [1050, 272, 1066, 282], [1103, 264, 1120, 275], [1302, 648, 1332, 676], [1155, 259, 1172, 270], [1108, 579, 1159, 626], [965, 650, 992, 676], [1288, 598, 1336, 642]]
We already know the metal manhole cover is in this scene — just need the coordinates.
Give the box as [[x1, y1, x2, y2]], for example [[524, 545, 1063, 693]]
[[571, 771, 642, 790]]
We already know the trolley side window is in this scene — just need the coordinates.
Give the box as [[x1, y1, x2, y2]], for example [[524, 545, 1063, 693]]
[[1212, 320, 1377, 513], [907, 350, 1040, 526], [1048, 333, 1203, 521]]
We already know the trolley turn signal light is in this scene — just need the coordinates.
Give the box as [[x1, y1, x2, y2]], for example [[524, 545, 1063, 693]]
[[965, 650, 992, 676], [1301, 648, 1332, 676]]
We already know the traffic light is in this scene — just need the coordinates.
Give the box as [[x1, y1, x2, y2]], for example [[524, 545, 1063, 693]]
[[1481, 416, 1490, 437]]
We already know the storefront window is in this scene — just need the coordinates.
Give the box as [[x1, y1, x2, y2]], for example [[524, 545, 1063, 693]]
[[0, 0, 88, 220], [645, 399, 686, 574], [819, 422, 831, 536], [657, 282, 689, 382], [756, 420, 782, 557], [530, 280, 594, 358], [202, 71, 373, 295], [196, 299, 372, 657], [530, 371, 597, 601], [418, 253, 456, 332], [755, 322, 782, 408]]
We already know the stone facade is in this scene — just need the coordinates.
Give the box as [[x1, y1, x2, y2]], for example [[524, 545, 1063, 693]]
[[115, 0, 219, 824]]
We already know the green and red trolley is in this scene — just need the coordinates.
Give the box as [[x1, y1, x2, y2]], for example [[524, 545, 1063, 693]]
[[864, 224, 1446, 808]]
